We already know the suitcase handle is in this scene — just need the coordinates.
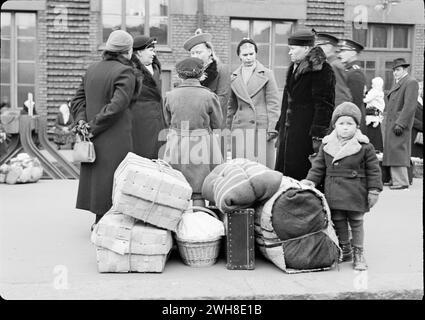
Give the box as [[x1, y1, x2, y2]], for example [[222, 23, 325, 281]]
[[191, 206, 219, 220]]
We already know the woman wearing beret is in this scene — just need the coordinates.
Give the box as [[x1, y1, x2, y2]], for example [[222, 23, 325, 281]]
[[130, 35, 167, 159], [161, 57, 223, 207], [183, 29, 230, 128], [70, 30, 136, 228], [227, 38, 281, 169]]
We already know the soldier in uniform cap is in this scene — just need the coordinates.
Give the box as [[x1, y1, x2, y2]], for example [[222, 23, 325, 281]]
[[183, 29, 230, 127], [314, 31, 352, 106], [275, 29, 335, 180], [338, 39, 367, 133], [130, 35, 167, 160]]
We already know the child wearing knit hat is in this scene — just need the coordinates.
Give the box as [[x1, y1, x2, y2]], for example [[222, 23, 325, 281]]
[[301, 102, 383, 270]]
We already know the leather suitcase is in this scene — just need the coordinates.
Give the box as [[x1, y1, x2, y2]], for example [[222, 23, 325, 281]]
[[225, 209, 255, 270]]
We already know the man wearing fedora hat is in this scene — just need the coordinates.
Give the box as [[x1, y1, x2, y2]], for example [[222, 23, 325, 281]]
[[382, 58, 419, 190], [338, 39, 367, 133], [275, 30, 335, 180], [314, 32, 352, 106]]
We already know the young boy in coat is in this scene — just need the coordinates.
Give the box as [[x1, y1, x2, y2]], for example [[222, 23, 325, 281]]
[[162, 57, 223, 207], [301, 102, 383, 270]]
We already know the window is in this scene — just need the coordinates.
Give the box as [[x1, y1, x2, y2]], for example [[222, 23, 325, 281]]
[[230, 19, 293, 91], [102, 0, 169, 46], [352, 23, 411, 49], [1, 11, 37, 109]]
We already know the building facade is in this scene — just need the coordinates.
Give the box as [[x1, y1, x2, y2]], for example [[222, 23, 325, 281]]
[[1, 0, 424, 129]]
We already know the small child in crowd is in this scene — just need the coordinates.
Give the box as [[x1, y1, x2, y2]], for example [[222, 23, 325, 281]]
[[364, 76, 385, 128], [161, 57, 223, 207], [301, 102, 383, 270]]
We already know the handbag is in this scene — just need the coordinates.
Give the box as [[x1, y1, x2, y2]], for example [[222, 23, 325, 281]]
[[73, 132, 96, 163], [414, 132, 423, 145]]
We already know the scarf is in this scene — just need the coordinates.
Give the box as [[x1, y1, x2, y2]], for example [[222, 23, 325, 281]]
[[322, 129, 369, 163], [200, 59, 218, 88]]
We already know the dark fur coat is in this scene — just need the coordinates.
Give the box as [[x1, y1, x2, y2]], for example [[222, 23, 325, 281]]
[[275, 46, 335, 180]]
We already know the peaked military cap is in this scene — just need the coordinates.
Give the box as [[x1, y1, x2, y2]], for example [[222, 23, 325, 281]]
[[288, 30, 315, 46], [183, 29, 213, 51], [338, 39, 364, 52], [392, 58, 410, 69], [133, 35, 157, 51], [315, 32, 339, 46]]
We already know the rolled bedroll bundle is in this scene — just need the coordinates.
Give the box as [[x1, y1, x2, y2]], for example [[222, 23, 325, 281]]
[[255, 176, 341, 273]]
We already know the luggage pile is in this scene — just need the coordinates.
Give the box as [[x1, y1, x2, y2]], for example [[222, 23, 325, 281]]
[[201, 158, 341, 273], [0, 153, 43, 184], [91, 152, 193, 273]]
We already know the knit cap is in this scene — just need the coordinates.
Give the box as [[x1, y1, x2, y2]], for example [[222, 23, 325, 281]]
[[105, 30, 133, 53], [331, 102, 361, 127]]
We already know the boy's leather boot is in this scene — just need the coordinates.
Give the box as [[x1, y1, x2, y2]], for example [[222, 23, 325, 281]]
[[353, 246, 368, 270], [339, 241, 353, 262]]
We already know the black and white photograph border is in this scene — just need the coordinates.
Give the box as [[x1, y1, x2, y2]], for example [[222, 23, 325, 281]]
[[0, 0, 423, 308]]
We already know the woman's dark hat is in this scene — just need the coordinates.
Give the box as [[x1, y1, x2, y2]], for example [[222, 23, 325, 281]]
[[176, 57, 204, 78], [183, 29, 213, 51], [236, 38, 258, 55], [133, 35, 157, 51], [392, 58, 410, 69], [288, 30, 315, 46]]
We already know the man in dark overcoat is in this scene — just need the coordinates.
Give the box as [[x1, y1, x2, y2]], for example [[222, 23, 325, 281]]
[[338, 39, 367, 133], [383, 58, 419, 189], [71, 30, 136, 227], [275, 30, 335, 180]]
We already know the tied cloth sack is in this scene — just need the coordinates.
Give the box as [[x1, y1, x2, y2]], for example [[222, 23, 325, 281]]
[[112, 152, 192, 232], [72, 132, 95, 163], [255, 176, 341, 273], [91, 209, 173, 273], [201, 158, 283, 213]]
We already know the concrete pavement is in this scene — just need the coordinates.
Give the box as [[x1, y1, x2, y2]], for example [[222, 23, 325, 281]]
[[0, 178, 423, 300]]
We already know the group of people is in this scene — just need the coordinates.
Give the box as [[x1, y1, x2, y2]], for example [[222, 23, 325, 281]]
[[70, 28, 422, 272]]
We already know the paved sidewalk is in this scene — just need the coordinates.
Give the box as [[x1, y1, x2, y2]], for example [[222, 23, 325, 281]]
[[0, 179, 423, 300]]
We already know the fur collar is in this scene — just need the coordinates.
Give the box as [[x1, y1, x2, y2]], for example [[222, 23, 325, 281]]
[[200, 60, 218, 88], [292, 46, 327, 81], [323, 129, 369, 163]]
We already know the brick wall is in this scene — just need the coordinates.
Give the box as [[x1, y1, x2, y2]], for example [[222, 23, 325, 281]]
[[413, 24, 424, 82], [305, 0, 345, 37], [36, 9, 48, 116]]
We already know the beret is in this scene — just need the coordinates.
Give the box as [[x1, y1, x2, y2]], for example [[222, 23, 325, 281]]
[[183, 31, 213, 51], [236, 38, 258, 55], [133, 35, 157, 50], [288, 30, 315, 46]]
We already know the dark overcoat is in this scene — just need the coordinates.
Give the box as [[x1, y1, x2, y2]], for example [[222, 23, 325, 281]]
[[71, 55, 136, 216], [130, 55, 167, 159], [275, 46, 335, 180], [382, 75, 419, 166], [411, 101, 423, 158], [306, 136, 383, 213], [345, 61, 367, 133]]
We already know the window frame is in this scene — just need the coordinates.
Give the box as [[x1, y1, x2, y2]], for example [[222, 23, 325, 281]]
[[1, 11, 38, 110], [100, 0, 170, 51]]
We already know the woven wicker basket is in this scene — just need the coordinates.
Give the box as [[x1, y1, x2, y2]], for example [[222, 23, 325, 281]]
[[176, 206, 223, 267]]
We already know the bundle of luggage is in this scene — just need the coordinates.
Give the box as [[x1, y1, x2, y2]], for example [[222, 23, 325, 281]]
[[201, 158, 341, 273], [0, 153, 43, 184], [91, 152, 193, 273]]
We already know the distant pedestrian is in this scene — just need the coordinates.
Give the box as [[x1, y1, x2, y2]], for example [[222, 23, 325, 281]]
[[338, 39, 367, 133], [275, 30, 335, 180], [383, 58, 419, 190], [161, 57, 223, 207], [364, 76, 385, 152], [227, 38, 280, 168], [70, 30, 136, 229], [130, 35, 167, 159], [302, 102, 383, 271]]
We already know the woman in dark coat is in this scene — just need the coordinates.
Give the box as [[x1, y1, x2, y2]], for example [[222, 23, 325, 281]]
[[130, 35, 167, 159], [275, 31, 335, 181], [411, 101, 423, 158], [70, 30, 136, 226]]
